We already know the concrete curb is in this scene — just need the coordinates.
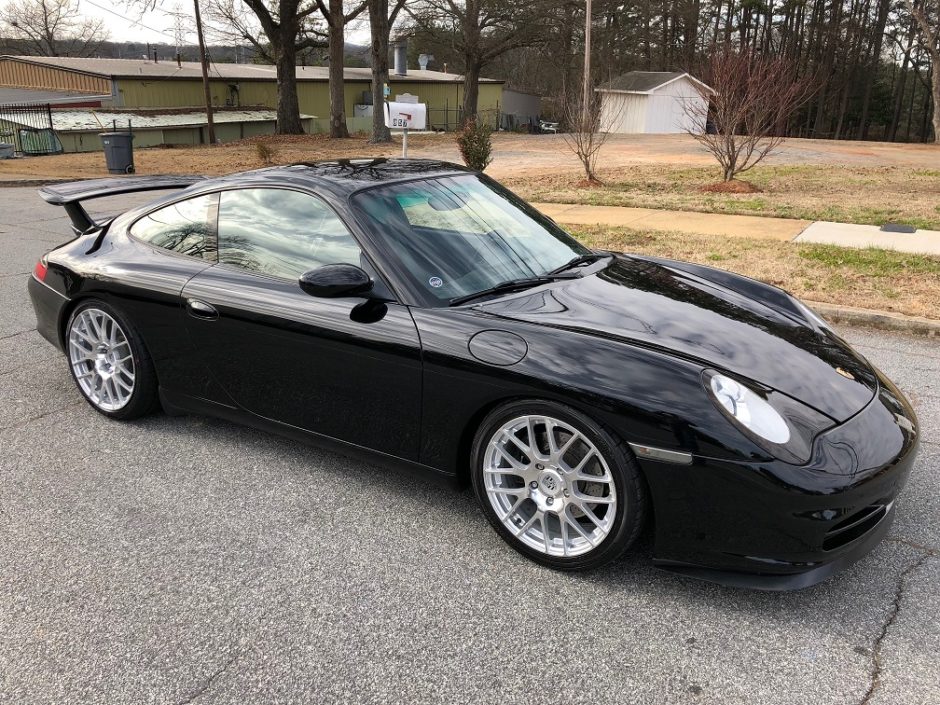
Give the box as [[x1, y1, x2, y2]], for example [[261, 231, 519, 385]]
[[808, 300, 940, 337]]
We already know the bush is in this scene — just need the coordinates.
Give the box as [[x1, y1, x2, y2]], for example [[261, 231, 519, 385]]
[[255, 141, 277, 165], [456, 119, 493, 172]]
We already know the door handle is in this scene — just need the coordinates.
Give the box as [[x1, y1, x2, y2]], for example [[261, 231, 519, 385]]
[[186, 298, 218, 320]]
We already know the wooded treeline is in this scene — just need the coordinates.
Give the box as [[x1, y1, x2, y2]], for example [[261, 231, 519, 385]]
[[411, 0, 939, 142]]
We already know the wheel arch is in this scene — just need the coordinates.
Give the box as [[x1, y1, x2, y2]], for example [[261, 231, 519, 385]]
[[58, 293, 158, 382], [455, 392, 654, 501]]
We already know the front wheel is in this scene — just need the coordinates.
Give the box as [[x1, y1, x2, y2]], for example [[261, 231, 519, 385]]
[[66, 300, 158, 420], [471, 400, 647, 571]]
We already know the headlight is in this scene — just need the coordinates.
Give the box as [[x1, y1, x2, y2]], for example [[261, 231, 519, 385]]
[[705, 371, 835, 465], [709, 374, 790, 444]]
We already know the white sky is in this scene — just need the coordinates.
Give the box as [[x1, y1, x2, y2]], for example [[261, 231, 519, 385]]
[[78, 0, 371, 49]]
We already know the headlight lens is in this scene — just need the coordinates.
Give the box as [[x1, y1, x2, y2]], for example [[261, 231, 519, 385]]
[[709, 374, 791, 444]]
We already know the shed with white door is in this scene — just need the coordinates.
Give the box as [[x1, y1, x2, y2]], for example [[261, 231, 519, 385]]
[[596, 71, 713, 134]]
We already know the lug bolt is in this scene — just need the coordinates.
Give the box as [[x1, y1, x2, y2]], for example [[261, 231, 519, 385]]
[[563, 489, 570, 497], [536, 463, 544, 470], [530, 481, 538, 489], [546, 497, 554, 506]]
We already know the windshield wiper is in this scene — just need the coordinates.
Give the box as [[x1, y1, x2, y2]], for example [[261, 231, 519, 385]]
[[547, 252, 604, 275], [448, 274, 576, 306]]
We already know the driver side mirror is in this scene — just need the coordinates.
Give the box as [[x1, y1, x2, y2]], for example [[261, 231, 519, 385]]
[[299, 264, 374, 298]]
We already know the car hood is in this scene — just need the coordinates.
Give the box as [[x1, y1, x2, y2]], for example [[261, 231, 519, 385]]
[[479, 255, 878, 422]]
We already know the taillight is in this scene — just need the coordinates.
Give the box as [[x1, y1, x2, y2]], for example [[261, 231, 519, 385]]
[[33, 256, 48, 281]]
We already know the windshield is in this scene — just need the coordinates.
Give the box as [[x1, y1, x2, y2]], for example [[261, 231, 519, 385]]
[[351, 175, 590, 306]]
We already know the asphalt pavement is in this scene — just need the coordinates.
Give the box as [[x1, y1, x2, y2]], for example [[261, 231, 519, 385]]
[[1, 187, 938, 705]]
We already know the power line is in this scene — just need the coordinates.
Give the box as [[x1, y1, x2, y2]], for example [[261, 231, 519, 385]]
[[81, 0, 181, 43]]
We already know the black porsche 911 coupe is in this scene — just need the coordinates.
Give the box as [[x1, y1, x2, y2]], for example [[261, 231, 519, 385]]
[[28, 158, 918, 590]]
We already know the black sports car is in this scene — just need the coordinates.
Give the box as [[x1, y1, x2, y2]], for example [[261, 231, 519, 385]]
[[28, 158, 918, 590]]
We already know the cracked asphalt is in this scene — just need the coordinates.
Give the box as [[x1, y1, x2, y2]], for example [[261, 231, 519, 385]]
[[1, 187, 939, 705]]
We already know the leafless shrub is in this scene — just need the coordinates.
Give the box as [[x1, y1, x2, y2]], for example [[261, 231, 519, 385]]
[[685, 48, 818, 182], [561, 87, 616, 185]]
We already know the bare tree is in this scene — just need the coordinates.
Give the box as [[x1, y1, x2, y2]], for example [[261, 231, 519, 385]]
[[408, 0, 547, 123], [366, 0, 407, 143], [315, 0, 367, 138], [684, 49, 817, 183], [209, 0, 326, 134], [0, 0, 108, 57], [906, 0, 940, 142], [562, 84, 614, 184]]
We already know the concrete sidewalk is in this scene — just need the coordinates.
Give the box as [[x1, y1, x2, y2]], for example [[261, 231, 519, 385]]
[[795, 221, 940, 256], [534, 202, 940, 256]]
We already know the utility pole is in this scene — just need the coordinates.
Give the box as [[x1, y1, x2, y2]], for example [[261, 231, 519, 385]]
[[193, 0, 216, 145], [582, 0, 592, 127]]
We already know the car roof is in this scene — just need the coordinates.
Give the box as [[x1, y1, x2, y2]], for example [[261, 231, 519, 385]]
[[211, 158, 474, 198]]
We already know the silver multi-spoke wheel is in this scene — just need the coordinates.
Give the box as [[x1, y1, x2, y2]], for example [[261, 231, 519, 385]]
[[483, 415, 618, 558], [68, 308, 136, 412]]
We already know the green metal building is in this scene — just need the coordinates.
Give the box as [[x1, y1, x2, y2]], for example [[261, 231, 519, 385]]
[[0, 55, 504, 136]]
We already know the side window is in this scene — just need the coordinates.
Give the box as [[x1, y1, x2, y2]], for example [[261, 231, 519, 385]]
[[217, 188, 361, 280], [130, 193, 217, 260]]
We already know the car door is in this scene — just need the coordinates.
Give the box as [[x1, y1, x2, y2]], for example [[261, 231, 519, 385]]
[[116, 191, 229, 403], [180, 186, 423, 461]]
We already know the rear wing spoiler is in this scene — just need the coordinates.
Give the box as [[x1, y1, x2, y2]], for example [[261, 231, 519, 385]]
[[39, 175, 208, 234]]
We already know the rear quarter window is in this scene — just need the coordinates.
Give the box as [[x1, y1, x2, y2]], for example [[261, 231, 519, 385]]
[[129, 193, 218, 260]]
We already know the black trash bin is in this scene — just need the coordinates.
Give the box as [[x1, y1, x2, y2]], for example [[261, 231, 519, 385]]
[[100, 132, 135, 174]]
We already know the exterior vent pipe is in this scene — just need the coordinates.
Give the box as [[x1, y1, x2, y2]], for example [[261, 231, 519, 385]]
[[393, 40, 407, 76]]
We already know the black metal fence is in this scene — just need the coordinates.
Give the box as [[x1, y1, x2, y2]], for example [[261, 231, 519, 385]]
[[0, 103, 63, 155], [425, 105, 541, 133]]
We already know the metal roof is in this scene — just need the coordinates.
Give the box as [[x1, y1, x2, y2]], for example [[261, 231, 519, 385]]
[[40, 108, 311, 132], [596, 71, 712, 94], [0, 86, 110, 104], [0, 55, 502, 84]]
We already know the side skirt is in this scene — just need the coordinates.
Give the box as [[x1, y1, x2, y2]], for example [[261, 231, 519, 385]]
[[158, 387, 459, 488]]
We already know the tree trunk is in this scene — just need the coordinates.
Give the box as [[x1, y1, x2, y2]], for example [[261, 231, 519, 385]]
[[929, 61, 939, 143], [368, 0, 391, 142], [328, 0, 349, 139], [275, 44, 305, 134], [858, 0, 890, 139], [462, 59, 481, 123], [889, 22, 916, 141]]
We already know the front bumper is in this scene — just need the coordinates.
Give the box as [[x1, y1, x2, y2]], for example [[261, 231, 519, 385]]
[[642, 371, 919, 590]]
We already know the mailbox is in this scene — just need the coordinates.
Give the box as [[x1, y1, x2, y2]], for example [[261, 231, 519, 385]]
[[384, 101, 427, 130]]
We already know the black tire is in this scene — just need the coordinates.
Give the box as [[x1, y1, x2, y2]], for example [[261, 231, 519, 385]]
[[65, 299, 159, 420], [471, 399, 647, 571]]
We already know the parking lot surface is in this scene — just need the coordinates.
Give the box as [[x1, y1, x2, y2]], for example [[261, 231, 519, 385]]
[[1, 187, 938, 704]]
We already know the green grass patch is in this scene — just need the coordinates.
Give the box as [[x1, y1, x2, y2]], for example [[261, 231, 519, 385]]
[[797, 244, 940, 276]]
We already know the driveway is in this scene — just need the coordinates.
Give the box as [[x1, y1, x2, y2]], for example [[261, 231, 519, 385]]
[[1, 187, 938, 704]]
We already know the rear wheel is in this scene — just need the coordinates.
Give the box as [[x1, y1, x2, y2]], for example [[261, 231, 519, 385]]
[[471, 400, 646, 570], [66, 300, 158, 420]]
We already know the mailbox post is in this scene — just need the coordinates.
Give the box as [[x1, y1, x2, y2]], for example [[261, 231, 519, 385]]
[[384, 101, 427, 158]]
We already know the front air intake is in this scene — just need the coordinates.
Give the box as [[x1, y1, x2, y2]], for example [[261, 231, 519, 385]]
[[823, 504, 887, 551]]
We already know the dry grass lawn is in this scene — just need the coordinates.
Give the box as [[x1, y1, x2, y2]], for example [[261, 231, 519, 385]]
[[0, 133, 940, 229], [508, 164, 940, 231], [572, 226, 940, 320], [0, 133, 455, 180], [2, 133, 938, 229]]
